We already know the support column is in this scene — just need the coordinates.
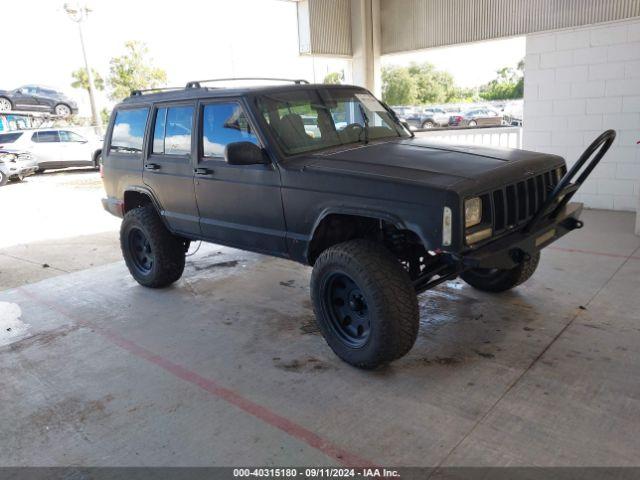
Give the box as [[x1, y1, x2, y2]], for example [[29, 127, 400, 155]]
[[350, 0, 381, 97]]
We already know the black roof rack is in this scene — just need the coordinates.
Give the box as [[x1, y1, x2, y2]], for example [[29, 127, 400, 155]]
[[130, 86, 186, 97], [185, 77, 310, 89]]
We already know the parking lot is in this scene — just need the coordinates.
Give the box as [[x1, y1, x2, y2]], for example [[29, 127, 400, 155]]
[[1, 167, 639, 467]]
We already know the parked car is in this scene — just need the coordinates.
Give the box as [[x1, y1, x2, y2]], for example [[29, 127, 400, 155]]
[[0, 129, 102, 172], [0, 149, 38, 186], [99, 79, 616, 369], [404, 107, 450, 130], [0, 85, 78, 117], [449, 108, 503, 127], [390, 105, 416, 118]]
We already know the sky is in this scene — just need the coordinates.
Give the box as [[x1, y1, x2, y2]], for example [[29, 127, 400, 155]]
[[2, 0, 524, 116]]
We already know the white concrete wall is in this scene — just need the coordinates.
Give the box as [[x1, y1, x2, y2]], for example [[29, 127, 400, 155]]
[[523, 19, 640, 220]]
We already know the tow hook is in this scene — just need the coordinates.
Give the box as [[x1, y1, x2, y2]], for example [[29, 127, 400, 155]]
[[562, 217, 584, 230], [510, 248, 531, 263]]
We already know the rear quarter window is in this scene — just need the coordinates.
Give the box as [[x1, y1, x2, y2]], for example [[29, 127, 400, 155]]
[[110, 108, 149, 154], [0, 132, 23, 144]]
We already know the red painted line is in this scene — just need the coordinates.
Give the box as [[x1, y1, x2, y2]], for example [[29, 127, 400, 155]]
[[18, 288, 374, 468], [548, 246, 640, 260]]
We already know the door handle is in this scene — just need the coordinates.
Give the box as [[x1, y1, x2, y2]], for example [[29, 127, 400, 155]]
[[194, 167, 213, 176], [144, 163, 161, 171]]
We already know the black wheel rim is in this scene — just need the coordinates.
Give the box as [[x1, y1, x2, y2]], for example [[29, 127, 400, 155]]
[[128, 227, 154, 275], [323, 272, 371, 348]]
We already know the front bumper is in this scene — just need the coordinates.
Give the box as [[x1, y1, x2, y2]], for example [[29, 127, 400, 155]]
[[457, 201, 583, 270], [5, 163, 38, 179]]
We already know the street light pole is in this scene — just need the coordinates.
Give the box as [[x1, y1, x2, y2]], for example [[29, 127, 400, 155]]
[[64, 3, 102, 134]]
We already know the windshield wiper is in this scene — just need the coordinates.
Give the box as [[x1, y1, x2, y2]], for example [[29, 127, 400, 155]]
[[357, 103, 370, 145]]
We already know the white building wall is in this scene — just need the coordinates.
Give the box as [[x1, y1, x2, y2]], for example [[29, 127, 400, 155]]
[[523, 19, 640, 217]]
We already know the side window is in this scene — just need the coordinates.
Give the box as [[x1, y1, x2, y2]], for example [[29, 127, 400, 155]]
[[152, 106, 193, 156], [202, 102, 258, 158], [110, 108, 149, 154], [59, 131, 86, 142], [35, 131, 60, 143]]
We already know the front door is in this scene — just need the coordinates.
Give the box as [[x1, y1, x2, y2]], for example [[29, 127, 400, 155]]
[[58, 130, 92, 166], [142, 103, 200, 236], [194, 100, 286, 255], [12, 87, 39, 110]]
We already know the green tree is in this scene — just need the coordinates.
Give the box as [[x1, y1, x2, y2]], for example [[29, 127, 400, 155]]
[[100, 107, 112, 125], [382, 62, 465, 105], [71, 68, 105, 93], [479, 59, 524, 100], [381, 66, 417, 105], [323, 71, 343, 84], [407, 62, 458, 104], [107, 41, 167, 101]]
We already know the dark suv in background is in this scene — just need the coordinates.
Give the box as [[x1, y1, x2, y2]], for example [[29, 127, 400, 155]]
[[0, 85, 78, 117], [101, 78, 614, 369]]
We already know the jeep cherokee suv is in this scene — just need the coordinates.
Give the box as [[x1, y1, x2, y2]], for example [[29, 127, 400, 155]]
[[101, 79, 615, 369]]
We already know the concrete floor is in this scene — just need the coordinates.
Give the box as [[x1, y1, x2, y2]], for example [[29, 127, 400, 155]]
[[1, 205, 639, 467]]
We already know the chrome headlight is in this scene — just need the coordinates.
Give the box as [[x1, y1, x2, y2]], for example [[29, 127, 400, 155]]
[[465, 197, 482, 228]]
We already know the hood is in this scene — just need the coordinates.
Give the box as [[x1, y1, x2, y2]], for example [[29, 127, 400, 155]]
[[302, 137, 564, 192]]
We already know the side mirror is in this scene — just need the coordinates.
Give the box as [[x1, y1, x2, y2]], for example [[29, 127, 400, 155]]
[[15, 88, 24, 94], [224, 141, 269, 165]]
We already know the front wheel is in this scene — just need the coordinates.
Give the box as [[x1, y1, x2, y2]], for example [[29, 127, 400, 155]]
[[422, 121, 435, 129], [461, 252, 540, 293], [120, 205, 185, 288], [0, 171, 7, 187], [468, 120, 478, 127], [311, 240, 419, 369]]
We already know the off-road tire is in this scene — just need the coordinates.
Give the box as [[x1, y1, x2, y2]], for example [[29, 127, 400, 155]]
[[120, 205, 185, 288], [310, 239, 419, 369], [0, 171, 7, 187], [461, 252, 540, 293]]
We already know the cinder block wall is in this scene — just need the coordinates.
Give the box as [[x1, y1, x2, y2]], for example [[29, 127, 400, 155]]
[[523, 19, 640, 218]]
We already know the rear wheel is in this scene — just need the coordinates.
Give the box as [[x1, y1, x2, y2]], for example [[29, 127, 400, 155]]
[[54, 103, 72, 117], [0, 171, 7, 187], [461, 252, 540, 293], [311, 239, 419, 369], [120, 205, 185, 288], [468, 120, 478, 127], [0, 97, 12, 112], [422, 120, 435, 129]]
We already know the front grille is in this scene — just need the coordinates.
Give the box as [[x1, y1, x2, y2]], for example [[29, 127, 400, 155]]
[[485, 167, 565, 234]]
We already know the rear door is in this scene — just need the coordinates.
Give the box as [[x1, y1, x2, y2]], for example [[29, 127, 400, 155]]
[[194, 99, 286, 254], [142, 103, 200, 236], [30, 130, 63, 167]]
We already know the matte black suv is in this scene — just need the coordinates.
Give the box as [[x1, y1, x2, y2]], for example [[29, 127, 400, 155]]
[[101, 79, 615, 369]]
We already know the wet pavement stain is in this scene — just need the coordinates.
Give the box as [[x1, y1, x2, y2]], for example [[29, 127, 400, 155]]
[[28, 394, 114, 431], [273, 356, 333, 372], [0, 324, 81, 354], [192, 260, 240, 271]]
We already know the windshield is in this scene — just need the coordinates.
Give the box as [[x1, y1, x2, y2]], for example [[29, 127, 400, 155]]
[[256, 88, 410, 155]]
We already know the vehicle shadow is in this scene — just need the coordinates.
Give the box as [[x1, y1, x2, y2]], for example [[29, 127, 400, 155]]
[[39, 167, 98, 176]]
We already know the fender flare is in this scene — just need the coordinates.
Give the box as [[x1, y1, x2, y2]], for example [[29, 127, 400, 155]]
[[122, 186, 173, 231], [304, 206, 432, 262]]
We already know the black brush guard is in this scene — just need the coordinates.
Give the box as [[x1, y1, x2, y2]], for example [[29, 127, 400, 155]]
[[414, 129, 617, 294]]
